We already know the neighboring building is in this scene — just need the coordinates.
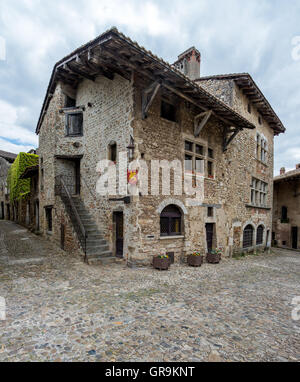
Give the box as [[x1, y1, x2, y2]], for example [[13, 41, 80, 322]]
[[20, 165, 40, 232], [35, 28, 285, 266], [273, 165, 300, 250], [0, 150, 17, 220]]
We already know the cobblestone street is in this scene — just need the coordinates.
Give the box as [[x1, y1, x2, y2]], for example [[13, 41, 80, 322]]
[[0, 220, 299, 362]]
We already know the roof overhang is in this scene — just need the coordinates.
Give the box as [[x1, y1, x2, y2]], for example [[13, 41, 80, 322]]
[[36, 28, 255, 134], [20, 165, 39, 179], [197, 73, 285, 135]]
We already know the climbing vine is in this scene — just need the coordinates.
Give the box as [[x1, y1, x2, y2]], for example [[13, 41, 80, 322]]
[[7, 152, 39, 202]]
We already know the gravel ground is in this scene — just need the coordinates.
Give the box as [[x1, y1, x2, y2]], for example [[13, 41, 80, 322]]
[[0, 220, 299, 362]]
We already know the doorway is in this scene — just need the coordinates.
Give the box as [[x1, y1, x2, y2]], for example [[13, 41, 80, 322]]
[[1, 202, 4, 219], [114, 212, 124, 258], [206, 223, 214, 253], [292, 227, 298, 249]]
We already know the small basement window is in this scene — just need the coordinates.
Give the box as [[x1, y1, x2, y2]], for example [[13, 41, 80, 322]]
[[65, 112, 83, 136], [161, 100, 176, 122]]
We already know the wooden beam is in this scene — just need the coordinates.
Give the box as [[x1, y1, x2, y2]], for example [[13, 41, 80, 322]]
[[142, 81, 161, 119], [194, 110, 212, 137], [65, 63, 95, 82], [223, 126, 242, 151]]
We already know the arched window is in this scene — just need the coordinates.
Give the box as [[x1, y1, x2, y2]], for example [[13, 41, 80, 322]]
[[243, 225, 254, 248], [160, 205, 182, 237], [256, 225, 264, 245]]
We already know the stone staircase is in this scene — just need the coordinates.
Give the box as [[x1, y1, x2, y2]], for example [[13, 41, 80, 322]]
[[71, 196, 116, 265]]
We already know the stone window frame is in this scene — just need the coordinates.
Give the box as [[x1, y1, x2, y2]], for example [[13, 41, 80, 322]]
[[243, 224, 254, 248], [256, 133, 268, 164], [184, 138, 215, 179], [250, 177, 268, 207], [160, 204, 183, 237]]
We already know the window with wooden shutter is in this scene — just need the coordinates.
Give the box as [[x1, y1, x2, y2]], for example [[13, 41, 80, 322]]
[[65, 112, 83, 136]]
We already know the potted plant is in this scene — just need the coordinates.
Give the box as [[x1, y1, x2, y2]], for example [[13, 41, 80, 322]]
[[153, 255, 170, 271], [206, 248, 222, 264], [187, 252, 204, 267]]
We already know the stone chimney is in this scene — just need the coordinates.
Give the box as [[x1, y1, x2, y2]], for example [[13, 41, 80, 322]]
[[174, 47, 201, 80], [280, 167, 286, 175]]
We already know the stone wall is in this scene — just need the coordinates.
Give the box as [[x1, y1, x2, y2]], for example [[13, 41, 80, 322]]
[[38, 72, 275, 265], [273, 179, 300, 249]]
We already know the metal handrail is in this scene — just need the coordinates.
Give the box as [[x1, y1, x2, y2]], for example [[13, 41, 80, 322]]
[[57, 175, 87, 261]]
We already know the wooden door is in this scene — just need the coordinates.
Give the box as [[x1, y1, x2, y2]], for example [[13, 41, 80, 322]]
[[114, 212, 124, 258], [206, 223, 214, 253]]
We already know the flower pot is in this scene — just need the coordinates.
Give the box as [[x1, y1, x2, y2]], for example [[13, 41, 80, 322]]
[[187, 254, 204, 267], [206, 252, 221, 264], [153, 257, 170, 271]]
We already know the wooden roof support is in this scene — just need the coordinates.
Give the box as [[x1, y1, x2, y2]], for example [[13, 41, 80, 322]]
[[194, 110, 212, 137], [142, 81, 161, 119], [223, 125, 242, 152], [62, 63, 96, 82]]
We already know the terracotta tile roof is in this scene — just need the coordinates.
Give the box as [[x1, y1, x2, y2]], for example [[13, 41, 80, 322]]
[[0, 150, 17, 163], [36, 27, 256, 134], [197, 73, 285, 134], [274, 167, 300, 182]]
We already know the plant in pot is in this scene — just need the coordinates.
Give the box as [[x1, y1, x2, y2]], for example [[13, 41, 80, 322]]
[[153, 254, 170, 271], [206, 248, 222, 264], [187, 252, 204, 267]]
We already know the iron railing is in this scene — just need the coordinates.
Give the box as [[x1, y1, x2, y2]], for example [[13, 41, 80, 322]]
[[55, 175, 87, 261]]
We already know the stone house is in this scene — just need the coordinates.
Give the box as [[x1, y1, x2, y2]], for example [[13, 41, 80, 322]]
[[273, 165, 300, 250], [0, 150, 17, 220], [35, 28, 285, 266]]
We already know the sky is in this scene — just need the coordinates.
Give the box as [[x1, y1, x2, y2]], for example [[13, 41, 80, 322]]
[[0, 0, 299, 175]]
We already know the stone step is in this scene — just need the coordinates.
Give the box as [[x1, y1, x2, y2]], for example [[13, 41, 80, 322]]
[[86, 238, 106, 245], [86, 251, 113, 259], [87, 256, 116, 266], [86, 235, 105, 242], [86, 244, 110, 253]]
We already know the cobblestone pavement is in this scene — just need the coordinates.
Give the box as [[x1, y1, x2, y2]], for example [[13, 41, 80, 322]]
[[0, 220, 299, 362]]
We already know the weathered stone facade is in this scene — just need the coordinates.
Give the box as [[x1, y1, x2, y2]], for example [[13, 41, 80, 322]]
[[273, 165, 300, 249], [36, 29, 285, 266]]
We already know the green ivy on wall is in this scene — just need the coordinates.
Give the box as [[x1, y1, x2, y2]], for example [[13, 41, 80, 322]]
[[7, 152, 39, 202]]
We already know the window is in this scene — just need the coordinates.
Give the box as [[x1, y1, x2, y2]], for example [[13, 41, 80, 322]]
[[65, 112, 83, 136], [281, 206, 288, 223], [108, 143, 117, 163], [258, 115, 262, 125], [207, 207, 214, 217], [256, 225, 264, 245], [65, 95, 76, 108], [251, 177, 268, 207], [161, 100, 176, 122], [256, 134, 268, 163], [184, 140, 213, 177], [45, 207, 53, 232], [243, 225, 254, 248], [248, 103, 252, 114], [207, 161, 213, 178], [160, 205, 182, 237]]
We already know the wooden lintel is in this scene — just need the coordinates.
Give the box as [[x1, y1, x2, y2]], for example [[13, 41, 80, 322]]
[[194, 110, 212, 137], [142, 81, 161, 119]]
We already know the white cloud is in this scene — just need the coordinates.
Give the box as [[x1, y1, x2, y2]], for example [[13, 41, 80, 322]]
[[0, 99, 38, 145], [0, 137, 34, 154]]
